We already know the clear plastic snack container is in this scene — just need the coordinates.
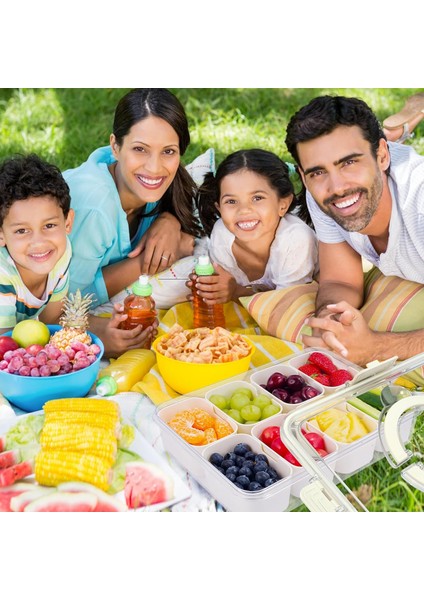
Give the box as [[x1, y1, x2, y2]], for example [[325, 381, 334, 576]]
[[154, 350, 424, 511]]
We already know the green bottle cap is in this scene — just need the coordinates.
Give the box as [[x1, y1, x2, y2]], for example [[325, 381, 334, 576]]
[[96, 376, 118, 396], [195, 255, 214, 276], [132, 274, 153, 296]]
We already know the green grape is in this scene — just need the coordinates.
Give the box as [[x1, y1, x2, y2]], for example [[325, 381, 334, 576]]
[[231, 387, 253, 400], [261, 404, 280, 419], [209, 394, 229, 410], [240, 404, 261, 422], [230, 392, 251, 411], [227, 408, 244, 423], [251, 394, 272, 411]]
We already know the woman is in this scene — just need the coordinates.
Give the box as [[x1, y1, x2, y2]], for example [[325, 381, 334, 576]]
[[64, 88, 203, 356]]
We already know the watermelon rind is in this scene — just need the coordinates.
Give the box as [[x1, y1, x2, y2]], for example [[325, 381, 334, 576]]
[[24, 491, 98, 512], [10, 486, 55, 512], [57, 481, 127, 511]]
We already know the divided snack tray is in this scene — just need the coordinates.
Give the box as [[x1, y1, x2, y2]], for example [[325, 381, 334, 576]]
[[153, 350, 415, 512]]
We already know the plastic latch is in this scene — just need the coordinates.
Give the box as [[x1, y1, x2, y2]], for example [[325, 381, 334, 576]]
[[401, 463, 424, 492], [351, 356, 399, 385], [382, 395, 424, 466], [300, 480, 356, 512]]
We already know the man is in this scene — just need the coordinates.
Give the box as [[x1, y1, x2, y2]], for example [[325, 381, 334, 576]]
[[285, 95, 424, 365]]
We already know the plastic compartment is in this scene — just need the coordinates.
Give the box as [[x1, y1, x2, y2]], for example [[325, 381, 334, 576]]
[[155, 396, 238, 451], [204, 380, 282, 433], [308, 401, 378, 474], [201, 433, 293, 511], [251, 413, 339, 497], [249, 363, 324, 412], [288, 350, 361, 393]]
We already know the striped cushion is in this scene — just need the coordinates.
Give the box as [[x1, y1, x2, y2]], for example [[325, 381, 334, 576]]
[[240, 268, 424, 343]]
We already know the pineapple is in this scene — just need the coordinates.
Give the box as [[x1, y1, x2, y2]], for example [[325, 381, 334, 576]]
[[50, 290, 94, 351]]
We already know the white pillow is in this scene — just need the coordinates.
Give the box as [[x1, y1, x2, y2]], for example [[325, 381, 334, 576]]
[[185, 147, 215, 185]]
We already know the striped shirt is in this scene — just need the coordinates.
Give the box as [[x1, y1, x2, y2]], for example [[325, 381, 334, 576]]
[[306, 142, 424, 284], [0, 238, 72, 328]]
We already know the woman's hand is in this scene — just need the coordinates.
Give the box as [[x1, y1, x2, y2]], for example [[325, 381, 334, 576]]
[[127, 212, 194, 275], [88, 306, 159, 359], [186, 263, 237, 304]]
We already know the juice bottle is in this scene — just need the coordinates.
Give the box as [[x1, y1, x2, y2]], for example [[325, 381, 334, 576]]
[[192, 255, 226, 329], [118, 275, 157, 348], [96, 375, 118, 397]]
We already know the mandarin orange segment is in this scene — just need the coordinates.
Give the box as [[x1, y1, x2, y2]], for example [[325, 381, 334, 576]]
[[168, 410, 206, 445], [213, 417, 234, 439], [203, 427, 218, 445], [188, 408, 216, 431]]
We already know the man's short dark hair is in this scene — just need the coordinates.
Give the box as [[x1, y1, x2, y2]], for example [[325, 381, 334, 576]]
[[0, 154, 71, 227], [285, 95, 386, 168]]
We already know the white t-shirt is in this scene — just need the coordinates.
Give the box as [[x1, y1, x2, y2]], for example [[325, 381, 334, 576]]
[[209, 213, 318, 291], [306, 142, 424, 284]]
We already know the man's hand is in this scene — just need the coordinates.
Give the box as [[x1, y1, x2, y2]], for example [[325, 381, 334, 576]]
[[303, 301, 378, 365]]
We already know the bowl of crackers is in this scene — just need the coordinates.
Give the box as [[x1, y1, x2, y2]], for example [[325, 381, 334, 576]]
[[152, 325, 255, 395]]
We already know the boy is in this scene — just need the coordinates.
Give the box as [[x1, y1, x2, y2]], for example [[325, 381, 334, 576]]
[[0, 154, 73, 333]]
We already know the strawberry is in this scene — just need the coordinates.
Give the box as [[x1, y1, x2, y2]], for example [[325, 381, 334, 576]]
[[308, 352, 337, 374], [329, 369, 353, 386], [314, 373, 331, 386], [298, 363, 322, 377]]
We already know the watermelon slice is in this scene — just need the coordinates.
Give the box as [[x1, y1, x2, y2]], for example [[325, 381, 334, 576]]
[[0, 460, 33, 487], [10, 486, 55, 512], [58, 481, 127, 512], [0, 449, 19, 469], [24, 491, 98, 512], [0, 482, 37, 512], [124, 461, 174, 509]]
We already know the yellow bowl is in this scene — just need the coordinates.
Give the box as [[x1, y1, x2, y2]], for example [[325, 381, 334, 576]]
[[152, 333, 255, 395]]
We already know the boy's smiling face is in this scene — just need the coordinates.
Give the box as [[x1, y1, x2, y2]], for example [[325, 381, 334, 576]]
[[0, 196, 74, 288]]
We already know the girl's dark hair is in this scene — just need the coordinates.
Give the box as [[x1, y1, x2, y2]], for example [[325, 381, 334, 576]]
[[196, 149, 299, 237], [113, 88, 201, 236], [0, 154, 71, 227]]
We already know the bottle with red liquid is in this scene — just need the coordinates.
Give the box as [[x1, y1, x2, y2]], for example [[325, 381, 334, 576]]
[[119, 275, 157, 348], [192, 255, 226, 329]]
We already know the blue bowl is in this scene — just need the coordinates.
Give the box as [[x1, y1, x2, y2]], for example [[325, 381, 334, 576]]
[[0, 325, 104, 413]]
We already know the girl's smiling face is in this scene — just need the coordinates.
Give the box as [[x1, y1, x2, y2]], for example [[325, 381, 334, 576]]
[[110, 115, 181, 212], [0, 196, 73, 288], [217, 169, 292, 242]]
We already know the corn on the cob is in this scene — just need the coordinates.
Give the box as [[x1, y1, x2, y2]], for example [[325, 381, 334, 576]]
[[35, 450, 112, 491], [43, 410, 121, 437], [40, 423, 117, 462], [43, 398, 120, 417]]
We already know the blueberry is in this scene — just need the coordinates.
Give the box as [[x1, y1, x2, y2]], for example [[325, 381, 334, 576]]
[[255, 454, 269, 465], [216, 466, 225, 474], [235, 475, 250, 488], [242, 459, 255, 470], [226, 465, 239, 477], [244, 451, 256, 461], [224, 452, 237, 462], [233, 443, 251, 456], [226, 472, 237, 482], [238, 466, 253, 479], [267, 467, 279, 479], [253, 461, 269, 473], [209, 452, 224, 466], [248, 481, 264, 491], [234, 481, 246, 489], [221, 459, 235, 470], [264, 477, 278, 487], [235, 455, 245, 468], [255, 470, 271, 485]]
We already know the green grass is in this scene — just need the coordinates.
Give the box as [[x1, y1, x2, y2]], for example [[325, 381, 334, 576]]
[[1, 87, 423, 512]]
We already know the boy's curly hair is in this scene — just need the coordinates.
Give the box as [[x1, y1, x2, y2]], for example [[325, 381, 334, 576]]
[[0, 154, 71, 227]]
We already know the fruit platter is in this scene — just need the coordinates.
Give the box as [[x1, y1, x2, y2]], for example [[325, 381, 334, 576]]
[[153, 349, 418, 511], [0, 396, 190, 512]]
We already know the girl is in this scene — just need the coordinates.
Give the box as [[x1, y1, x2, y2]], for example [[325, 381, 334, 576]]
[[191, 149, 318, 304], [63, 88, 204, 356]]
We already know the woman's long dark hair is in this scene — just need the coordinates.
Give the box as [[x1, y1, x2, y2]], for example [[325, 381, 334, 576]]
[[196, 148, 301, 237], [113, 88, 201, 236]]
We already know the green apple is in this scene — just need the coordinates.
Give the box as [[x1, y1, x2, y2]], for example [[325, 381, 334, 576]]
[[261, 404, 280, 419], [209, 394, 229, 410], [12, 320, 50, 348]]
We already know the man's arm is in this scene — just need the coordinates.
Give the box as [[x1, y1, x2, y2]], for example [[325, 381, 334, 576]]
[[314, 241, 364, 317]]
